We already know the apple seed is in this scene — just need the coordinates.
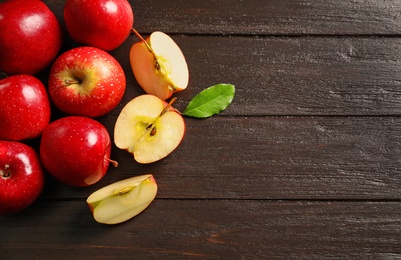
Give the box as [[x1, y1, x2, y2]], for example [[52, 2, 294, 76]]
[[144, 97, 178, 137], [145, 123, 157, 136]]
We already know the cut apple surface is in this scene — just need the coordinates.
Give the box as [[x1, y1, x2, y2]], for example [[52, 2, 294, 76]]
[[87, 174, 157, 225], [114, 94, 185, 164], [130, 31, 189, 100]]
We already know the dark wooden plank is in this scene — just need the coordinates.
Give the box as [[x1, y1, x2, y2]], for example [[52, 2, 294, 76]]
[[1, 200, 400, 259], [43, 0, 401, 36], [36, 116, 401, 200], [134, 0, 401, 36]]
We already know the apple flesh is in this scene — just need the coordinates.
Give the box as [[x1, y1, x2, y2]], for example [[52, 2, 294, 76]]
[[114, 95, 186, 164], [48, 46, 126, 118], [40, 116, 116, 187], [130, 31, 189, 100], [0, 75, 51, 141], [0, 0, 63, 75], [64, 0, 134, 51], [0, 141, 45, 215], [87, 174, 157, 225]]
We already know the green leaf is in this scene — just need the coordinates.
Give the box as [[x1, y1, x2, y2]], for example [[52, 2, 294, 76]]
[[182, 83, 235, 118]]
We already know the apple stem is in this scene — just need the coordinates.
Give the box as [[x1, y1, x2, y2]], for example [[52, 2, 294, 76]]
[[63, 79, 81, 86], [131, 28, 158, 60], [105, 158, 119, 167], [131, 28, 162, 71], [160, 97, 177, 117], [1, 164, 11, 178]]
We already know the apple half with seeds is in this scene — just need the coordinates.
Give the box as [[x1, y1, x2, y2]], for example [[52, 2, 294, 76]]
[[114, 94, 185, 164], [87, 174, 157, 225], [130, 30, 189, 100]]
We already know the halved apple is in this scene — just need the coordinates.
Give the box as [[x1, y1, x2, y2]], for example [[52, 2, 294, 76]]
[[114, 94, 186, 164], [129, 30, 189, 100], [87, 174, 157, 225]]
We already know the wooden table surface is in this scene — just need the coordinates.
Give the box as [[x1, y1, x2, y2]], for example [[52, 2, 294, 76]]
[[2, 0, 401, 259]]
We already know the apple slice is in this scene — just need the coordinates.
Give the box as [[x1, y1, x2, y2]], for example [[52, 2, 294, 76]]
[[87, 174, 157, 225], [129, 30, 189, 100], [114, 94, 185, 164]]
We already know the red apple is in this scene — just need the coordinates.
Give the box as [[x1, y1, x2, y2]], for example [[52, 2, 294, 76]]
[[64, 0, 134, 51], [0, 0, 63, 75], [40, 116, 116, 187], [0, 141, 45, 215], [0, 75, 51, 141], [48, 46, 126, 118]]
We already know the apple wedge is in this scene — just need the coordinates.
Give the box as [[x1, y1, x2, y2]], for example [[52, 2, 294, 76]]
[[87, 174, 157, 225], [114, 94, 185, 164], [130, 30, 189, 100]]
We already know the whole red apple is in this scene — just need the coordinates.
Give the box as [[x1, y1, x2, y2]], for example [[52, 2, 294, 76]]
[[0, 141, 45, 215], [0, 75, 51, 141], [64, 0, 134, 51], [40, 116, 116, 187], [48, 46, 126, 118], [0, 0, 63, 75]]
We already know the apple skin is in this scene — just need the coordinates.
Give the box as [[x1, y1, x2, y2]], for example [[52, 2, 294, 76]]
[[0, 141, 45, 215], [130, 41, 174, 100], [0, 75, 51, 141], [40, 116, 113, 187], [64, 0, 134, 51], [0, 0, 63, 75], [129, 31, 189, 100], [48, 46, 126, 118]]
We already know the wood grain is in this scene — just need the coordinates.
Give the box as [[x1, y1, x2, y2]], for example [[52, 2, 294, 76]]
[[45, 0, 401, 36], [173, 36, 401, 116], [132, 0, 401, 36], [1, 200, 400, 259]]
